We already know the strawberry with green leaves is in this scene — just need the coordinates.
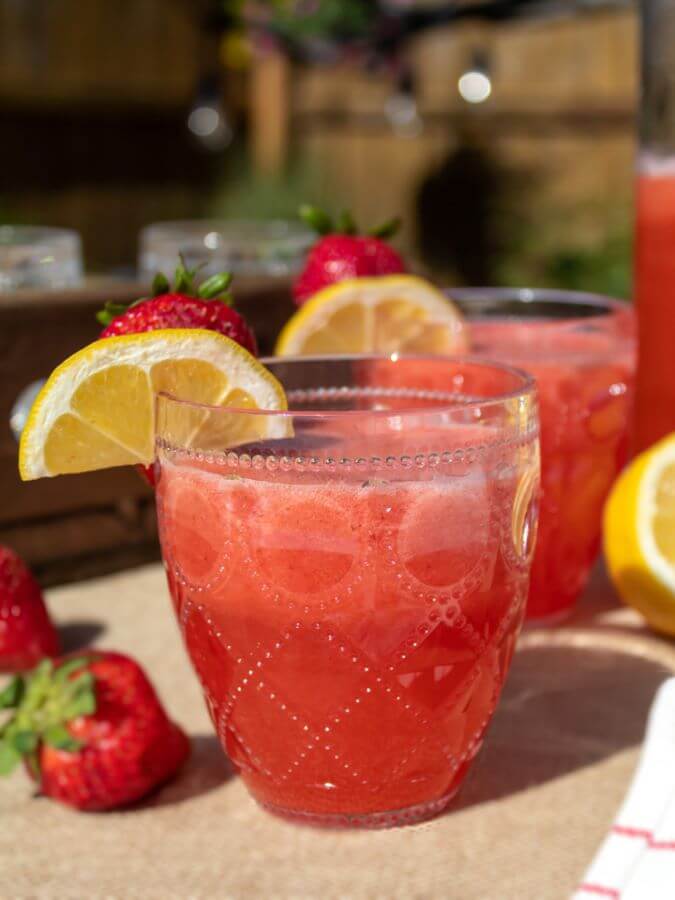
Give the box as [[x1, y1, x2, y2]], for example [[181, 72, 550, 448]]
[[0, 652, 189, 810], [98, 258, 258, 487], [293, 206, 407, 305], [98, 258, 257, 356]]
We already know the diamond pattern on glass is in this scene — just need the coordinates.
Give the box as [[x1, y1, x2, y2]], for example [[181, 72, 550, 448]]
[[157, 415, 538, 824]]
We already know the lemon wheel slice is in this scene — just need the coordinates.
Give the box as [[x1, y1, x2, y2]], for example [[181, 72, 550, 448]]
[[604, 434, 675, 636], [19, 329, 287, 480], [275, 275, 469, 357]]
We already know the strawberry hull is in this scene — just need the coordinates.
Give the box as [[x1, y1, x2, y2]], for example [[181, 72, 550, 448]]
[[37, 652, 190, 811], [1, 651, 190, 812], [98, 259, 257, 355], [100, 293, 258, 356]]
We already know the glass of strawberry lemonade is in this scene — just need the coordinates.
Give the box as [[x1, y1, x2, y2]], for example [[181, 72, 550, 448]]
[[449, 289, 636, 624], [155, 355, 539, 827]]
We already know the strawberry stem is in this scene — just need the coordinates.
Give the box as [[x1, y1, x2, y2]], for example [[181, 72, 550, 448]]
[[0, 676, 24, 709], [43, 724, 83, 752], [0, 741, 19, 775], [151, 272, 170, 296], [174, 255, 196, 294], [300, 204, 401, 239], [197, 272, 233, 302], [96, 302, 129, 327], [299, 205, 334, 236], [369, 217, 402, 240], [335, 210, 358, 236], [0, 656, 97, 779], [97, 259, 235, 327]]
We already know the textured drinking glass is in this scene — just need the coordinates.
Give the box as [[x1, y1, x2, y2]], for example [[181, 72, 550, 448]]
[[155, 356, 539, 827], [0, 226, 82, 291], [138, 220, 314, 281], [449, 289, 636, 624]]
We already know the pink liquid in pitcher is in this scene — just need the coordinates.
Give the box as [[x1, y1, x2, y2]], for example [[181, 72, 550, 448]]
[[634, 163, 675, 451]]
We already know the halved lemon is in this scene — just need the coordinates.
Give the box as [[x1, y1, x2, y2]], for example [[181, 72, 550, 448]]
[[604, 434, 675, 636], [275, 275, 469, 357], [19, 329, 287, 480]]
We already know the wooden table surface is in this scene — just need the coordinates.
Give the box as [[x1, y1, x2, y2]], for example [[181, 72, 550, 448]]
[[2, 564, 673, 900]]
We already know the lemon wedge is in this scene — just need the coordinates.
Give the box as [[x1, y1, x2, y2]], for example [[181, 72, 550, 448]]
[[604, 433, 675, 635], [19, 329, 287, 480], [275, 275, 469, 356]]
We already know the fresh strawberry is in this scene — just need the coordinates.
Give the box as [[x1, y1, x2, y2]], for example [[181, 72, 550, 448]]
[[293, 206, 407, 305], [0, 546, 58, 672], [0, 651, 189, 811], [98, 259, 257, 356], [98, 259, 257, 487]]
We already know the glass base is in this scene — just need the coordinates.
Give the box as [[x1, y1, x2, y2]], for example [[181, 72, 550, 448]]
[[256, 785, 460, 829]]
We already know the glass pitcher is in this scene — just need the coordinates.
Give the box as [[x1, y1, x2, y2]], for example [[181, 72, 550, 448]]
[[634, 0, 675, 450]]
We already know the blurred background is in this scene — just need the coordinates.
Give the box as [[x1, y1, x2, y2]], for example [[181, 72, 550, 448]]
[[1, 0, 634, 294], [0, 0, 637, 583]]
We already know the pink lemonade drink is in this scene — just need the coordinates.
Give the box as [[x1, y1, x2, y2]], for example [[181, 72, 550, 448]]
[[449, 290, 636, 623], [156, 357, 539, 826], [634, 0, 675, 452], [634, 162, 675, 451]]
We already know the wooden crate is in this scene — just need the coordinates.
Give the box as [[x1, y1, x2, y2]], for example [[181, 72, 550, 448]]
[[0, 277, 295, 585]]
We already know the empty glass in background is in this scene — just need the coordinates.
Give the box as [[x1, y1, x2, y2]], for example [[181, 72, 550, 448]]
[[3, 226, 83, 439], [0, 226, 82, 292], [155, 355, 540, 827], [449, 288, 636, 624], [138, 220, 314, 282]]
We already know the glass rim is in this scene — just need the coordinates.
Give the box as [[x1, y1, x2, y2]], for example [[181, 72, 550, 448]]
[[156, 353, 537, 420], [0, 225, 81, 246], [139, 218, 314, 239], [444, 286, 627, 315]]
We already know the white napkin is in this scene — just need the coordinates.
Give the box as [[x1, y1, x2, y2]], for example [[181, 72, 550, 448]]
[[573, 678, 675, 899]]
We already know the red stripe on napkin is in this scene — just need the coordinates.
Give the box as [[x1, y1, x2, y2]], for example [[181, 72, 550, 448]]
[[648, 839, 675, 851], [577, 884, 620, 898], [611, 825, 652, 840]]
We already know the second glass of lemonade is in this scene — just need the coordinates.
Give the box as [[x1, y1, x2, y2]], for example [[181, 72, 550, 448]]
[[451, 289, 636, 623], [156, 356, 539, 827]]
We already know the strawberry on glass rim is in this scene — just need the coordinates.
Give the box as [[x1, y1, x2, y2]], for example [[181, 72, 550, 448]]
[[98, 257, 257, 357], [96, 258, 259, 485], [293, 205, 407, 305]]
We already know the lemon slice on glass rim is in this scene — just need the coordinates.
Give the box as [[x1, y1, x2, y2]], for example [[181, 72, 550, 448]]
[[19, 329, 288, 480], [604, 433, 675, 636], [275, 275, 469, 357]]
